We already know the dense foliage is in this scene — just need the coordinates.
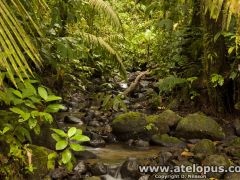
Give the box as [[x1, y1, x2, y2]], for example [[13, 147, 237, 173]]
[[0, 0, 240, 178]]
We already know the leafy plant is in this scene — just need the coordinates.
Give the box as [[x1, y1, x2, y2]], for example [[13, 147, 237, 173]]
[[145, 123, 154, 131], [95, 92, 127, 112], [49, 127, 90, 171], [0, 79, 64, 175], [211, 73, 224, 87]]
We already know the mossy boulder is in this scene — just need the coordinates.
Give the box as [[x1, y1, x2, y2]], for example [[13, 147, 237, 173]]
[[146, 110, 181, 126], [224, 137, 240, 158], [151, 134, 184, 147], [27, 145, 53, 179], [146, 110, 181, 130], [176, 113, 225, 140], [192, 139, 216, 155], [202, 155, 231, 178], [112, 112, 148, 140]]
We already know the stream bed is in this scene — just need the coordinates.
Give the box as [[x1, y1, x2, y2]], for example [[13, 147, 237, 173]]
[[86, 144, 161, 165]]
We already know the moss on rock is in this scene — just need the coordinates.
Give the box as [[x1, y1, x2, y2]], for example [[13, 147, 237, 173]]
[[151, 134, 184, 147], [176, 113, 225, 140], [28, 144, 53, 179], [146, 110, 181, 127], [192, 139, 216, 155], [112, 112, 148, 140]]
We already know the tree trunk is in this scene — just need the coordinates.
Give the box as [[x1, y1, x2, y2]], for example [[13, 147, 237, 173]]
[[200, 0, 231, 113]]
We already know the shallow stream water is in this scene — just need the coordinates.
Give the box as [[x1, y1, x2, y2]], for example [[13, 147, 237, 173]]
[[86, 144, 161, 165]]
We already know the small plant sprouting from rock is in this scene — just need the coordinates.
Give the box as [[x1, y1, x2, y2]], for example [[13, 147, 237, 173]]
[[48, 127, 90, 171]]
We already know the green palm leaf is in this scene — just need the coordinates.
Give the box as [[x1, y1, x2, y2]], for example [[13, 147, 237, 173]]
[[0, 0, 44, 86], [82, 33, 126, 79], [88, 0, 122, 30]]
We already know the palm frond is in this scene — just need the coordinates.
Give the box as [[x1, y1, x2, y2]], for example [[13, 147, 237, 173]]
[[204, 0, 240, 30], [82, 33, 126, 79], [0, 0, 44, 86], [88, 0, 122, 30]]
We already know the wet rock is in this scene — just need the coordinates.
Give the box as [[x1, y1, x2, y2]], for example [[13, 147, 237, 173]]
[[140, 80, 150, 88], [74, 161, 87, 174], [105, 134, 117, 143], [139, 175, 150, 180], [90, 162, 107, 176], [133, 139, 150, 148], [112, 112, 147, 140], [50, 167, 68, 179], [138, 93, 145, 98], [84, 112, 95, 123], [146, 116, 170, 135], [27, 145, 53, 179], [202, 154, 230, 178], [233, 119, 240, 136], [89, 138, 106, 147], [158, 151, 173, 165], [127, 139, 149, 149], [192, 139, 216, 155], [224, 172, 240, 180], [147, 110, 181, 127], [224, 146, 240, 158], [151, 134, 185, 147], [176, 113, 225, 140], [107, 165, 121, 178], [73, 150, 98, 160], [89, 120, 101, 127], [120, 157, 140, 179], [64, 115, 84, 124]]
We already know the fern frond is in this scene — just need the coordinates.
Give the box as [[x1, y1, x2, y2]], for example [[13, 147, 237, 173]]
[[82, 33, 126, 79], [0, 0, 43, 86], [88, 0, 122, 30]]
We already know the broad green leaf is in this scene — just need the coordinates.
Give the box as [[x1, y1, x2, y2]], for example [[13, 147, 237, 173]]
[[38, 87, 48, 100], [228, 46, 235, 55], [47, 159, 55, 170], [19, 118, 28, 122], [22, 88, 35, 98], [43, 113, 53, 123], [2, 127, 10, 134], [31, 111, 40, 117], [12, 90, 22, 98], [51, 133, 62, 141], [10, 107, 24, 115], [24, 100, 37, 109], [34, 124, 40, 135], [45, 104, 65, 113], [62, 149, 72, 164], [68, 127, 76, 137], [48, 152, 57, 160], [28, 118, 37, 129], [51, 128, 67, 137], [22, 112, 30, 121], [29, 96, 41, 104], [56, 140, 68, 150], [46, 95, 62, 102], [70, 134, 90, 142], [24, 81, 37, 95], [16, 126, 31, 142], [70, 143, 85, 151], [66, 161, 73, 171]]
